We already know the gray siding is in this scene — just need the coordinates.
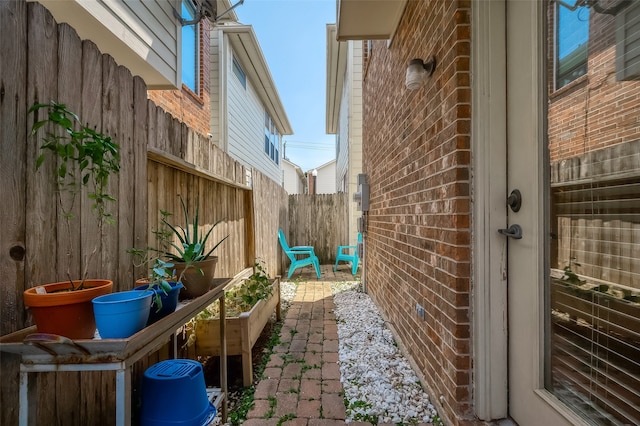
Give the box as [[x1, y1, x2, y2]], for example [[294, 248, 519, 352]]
[[36, 0, 179, 87]]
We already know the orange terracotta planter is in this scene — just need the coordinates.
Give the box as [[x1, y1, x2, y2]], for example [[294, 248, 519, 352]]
[[23, 279, 113, 339]]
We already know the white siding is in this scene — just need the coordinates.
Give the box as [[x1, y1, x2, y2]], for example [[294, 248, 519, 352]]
[[210, 29, 222, 146], [282, 161, 304, 194], [224, 41, 282, 183], [36, 0, 179, 88], [348, 42, 363, 245], [334, 41, 363, 245], [316, 161, 337, 194]]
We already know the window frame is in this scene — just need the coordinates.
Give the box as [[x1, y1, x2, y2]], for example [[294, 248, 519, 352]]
[[554, 2, 589, 90], [263, 112, 280, 165], [232, 56, 247, 89], [181, 0, 201, 95]]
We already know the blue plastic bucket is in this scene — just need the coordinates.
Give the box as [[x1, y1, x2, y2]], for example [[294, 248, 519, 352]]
[[92, 290, 153, 339], [141, 359, 216, 426]]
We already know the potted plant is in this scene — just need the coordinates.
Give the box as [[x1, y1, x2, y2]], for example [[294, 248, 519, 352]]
[[186, 261, 281, 386], [129, 255, 184, 325], [23, 101, 120, 339], [162, 195, 228, 299]]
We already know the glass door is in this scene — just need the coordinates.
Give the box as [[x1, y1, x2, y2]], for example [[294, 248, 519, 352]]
[[545, 1, 640, 424], [506, 1, 640, 425]]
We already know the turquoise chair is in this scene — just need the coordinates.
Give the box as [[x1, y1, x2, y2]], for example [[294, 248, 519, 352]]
[[278, 229, 321, 279], [334, 233, 362, 275]]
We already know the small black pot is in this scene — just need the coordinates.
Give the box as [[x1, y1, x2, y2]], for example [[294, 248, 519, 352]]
[[135, 281, 183, 325]]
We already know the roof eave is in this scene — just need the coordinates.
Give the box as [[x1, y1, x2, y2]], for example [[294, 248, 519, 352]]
[[336, 0, 408, 41], [326, 24, 348, 134]]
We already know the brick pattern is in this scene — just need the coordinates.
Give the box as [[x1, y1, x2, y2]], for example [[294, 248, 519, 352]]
[[245, 283, 347, 425], [360, 1, 472, 424], [547, 9, 640, 163], [244, 280, 435, 426], [147, 20, 211, 137]]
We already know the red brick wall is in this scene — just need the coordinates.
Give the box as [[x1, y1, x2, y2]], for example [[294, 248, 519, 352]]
[[148, 20, 211, 137], [361, 1, 472, 424]]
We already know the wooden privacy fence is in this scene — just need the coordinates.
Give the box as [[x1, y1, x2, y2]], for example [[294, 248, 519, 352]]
[[288, 193, 349, 264], [0, 3, 288, 425]]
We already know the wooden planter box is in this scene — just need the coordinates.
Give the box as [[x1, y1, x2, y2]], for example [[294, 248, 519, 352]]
[[192, 277, 281, 386]]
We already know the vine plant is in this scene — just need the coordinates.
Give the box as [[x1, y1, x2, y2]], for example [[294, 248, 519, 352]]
[[29, 101, 121, 289]]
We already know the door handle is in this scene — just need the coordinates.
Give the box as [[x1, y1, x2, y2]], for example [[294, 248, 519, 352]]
[[498, 224, 523, 239]]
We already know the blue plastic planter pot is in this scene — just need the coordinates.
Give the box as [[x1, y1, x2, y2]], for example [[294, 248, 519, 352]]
[[135, 282, 183, 325], [92, 290, 153, 339], [141, 359, 216, 426]]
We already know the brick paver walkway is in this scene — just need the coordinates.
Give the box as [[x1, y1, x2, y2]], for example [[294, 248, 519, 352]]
[[243, 281, 351, 425], [238, 265, 413, 426]]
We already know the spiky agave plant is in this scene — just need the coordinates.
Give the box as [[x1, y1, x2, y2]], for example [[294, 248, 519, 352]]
[[161, 195, 228, 277]]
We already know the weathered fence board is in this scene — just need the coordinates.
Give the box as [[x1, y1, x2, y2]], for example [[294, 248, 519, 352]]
[[0, 2, 28, 424], [81, 37, 103, 280], [133, 76, 149, 281], [57, 23, 83, 284], [26, 0, 58, 291], [288, 193, 349, 264], [252, 170, 289, 276], [0, 0, 27, 338], [0, 3, 290, 424]]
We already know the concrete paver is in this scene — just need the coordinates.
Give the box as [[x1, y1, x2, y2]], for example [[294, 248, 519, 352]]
[[241, 265, 358, 424]]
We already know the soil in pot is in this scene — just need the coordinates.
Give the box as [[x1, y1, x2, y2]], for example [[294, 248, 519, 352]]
[[175, 256, 218, 300], [23, 279, 113, 339]]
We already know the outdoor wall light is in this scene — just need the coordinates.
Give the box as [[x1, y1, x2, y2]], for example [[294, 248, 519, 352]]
[[405, 56, 436, 90]]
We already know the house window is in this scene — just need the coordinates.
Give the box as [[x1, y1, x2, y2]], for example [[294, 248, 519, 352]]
[[181, 0, 199, 94], [616, 1, 640, 81], [264, 112, 280, 165], [555, 1, 589, 89], [232, 56, 246, 89]]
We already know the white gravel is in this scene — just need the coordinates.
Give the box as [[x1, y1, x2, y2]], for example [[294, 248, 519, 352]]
[[330, 281, 440, 424], [217, 280, 440, 425]]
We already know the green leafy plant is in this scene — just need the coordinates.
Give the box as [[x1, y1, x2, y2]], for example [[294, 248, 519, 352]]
[[127, 250, 176, 312], [162, 195, 228, 264], [197, 261, 273, 319], [560, 257, 586, 286], [128, 210, 180, 311], [29, 100, 120, 289]]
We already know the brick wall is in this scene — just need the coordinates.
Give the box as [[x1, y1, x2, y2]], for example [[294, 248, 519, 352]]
[[148, 20, 211, 137], [548, 9, 640, 162], [361, 1, 472, 424]]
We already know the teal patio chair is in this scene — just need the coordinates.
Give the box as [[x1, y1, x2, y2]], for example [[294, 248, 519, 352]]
[[333, 233, 362, 275], [278, 229, 321, 279]]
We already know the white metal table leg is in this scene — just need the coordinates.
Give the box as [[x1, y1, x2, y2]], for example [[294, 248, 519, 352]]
[[19, 369, 29, 426], [115, 367, 131, 426]]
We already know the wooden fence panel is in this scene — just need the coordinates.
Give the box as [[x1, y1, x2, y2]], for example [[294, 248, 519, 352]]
[[0, 0, 27, 337], [252, 170, 289, 277], [288, 193, 349, 264], [133, 76, 149, 281], [0, 2, 28, 423], [57, 24, 83, 284], [0, 2, 293, 423], [80, 38, 103, 280], [145, 162, 250, 279], [26, 6, 60, 422]]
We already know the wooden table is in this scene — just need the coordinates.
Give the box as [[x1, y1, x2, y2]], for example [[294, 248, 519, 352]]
[[0, 278, 230, 426]]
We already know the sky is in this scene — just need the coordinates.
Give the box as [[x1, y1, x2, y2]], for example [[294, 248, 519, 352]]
[[234, 0, 337, 173]]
